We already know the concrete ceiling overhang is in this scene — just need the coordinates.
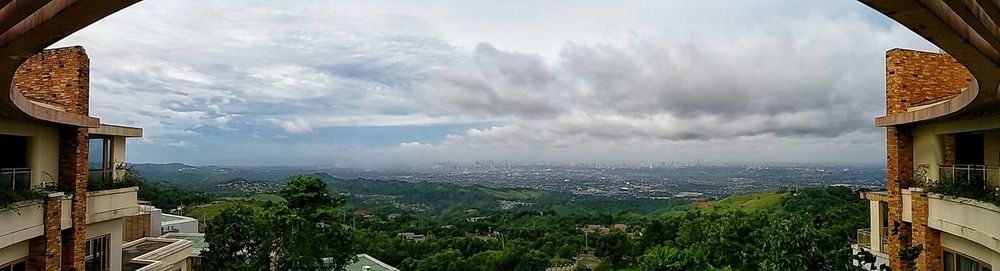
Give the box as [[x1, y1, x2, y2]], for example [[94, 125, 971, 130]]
[[0, 0, 140, 128], [862, 0, 1000, 127]]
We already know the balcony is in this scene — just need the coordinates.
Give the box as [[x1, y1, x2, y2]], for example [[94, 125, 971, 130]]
[[86, 186, 139, 224], [936, 164, 1000, 190], [856, 228, 888, 252], [1, 168, 31, 191]]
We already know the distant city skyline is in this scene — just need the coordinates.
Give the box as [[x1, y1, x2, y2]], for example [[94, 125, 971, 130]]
[[55, 1, 936, 167]]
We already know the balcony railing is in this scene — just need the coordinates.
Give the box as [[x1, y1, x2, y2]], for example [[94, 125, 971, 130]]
[[1, 168, 31, 191], [937, 164, 1000, 190], [857, 228, 888, 252]]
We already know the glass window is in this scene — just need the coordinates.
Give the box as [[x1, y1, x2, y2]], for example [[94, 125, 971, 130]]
[[88, 138, 106, 170], [959, 255, 979, 271], [0, 259, 26, 271], [85, 235, 110, 271], [88, 138, 113, 183], [945, 251, 955, 271]]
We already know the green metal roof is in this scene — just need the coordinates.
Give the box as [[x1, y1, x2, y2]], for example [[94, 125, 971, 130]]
[[344, 254, 398, 271]]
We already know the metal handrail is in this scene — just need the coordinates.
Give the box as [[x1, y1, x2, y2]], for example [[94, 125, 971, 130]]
[[0, 167, 31, 191], [857, 229, 872, 248], [938, 164, 1000, 190], [857, 228, 889, 252]]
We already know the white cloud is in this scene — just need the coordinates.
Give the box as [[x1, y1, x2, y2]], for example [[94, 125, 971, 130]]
[[277, 118, 313, 134], [47, 0, 934, 165]]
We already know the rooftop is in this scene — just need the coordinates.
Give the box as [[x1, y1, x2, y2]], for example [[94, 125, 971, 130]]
[[161, 233, 207, 256], [121, 237, 193, 271], [161, 213, 196, 223], [343, 254, 399, 271], [89, 124, 143, 137]]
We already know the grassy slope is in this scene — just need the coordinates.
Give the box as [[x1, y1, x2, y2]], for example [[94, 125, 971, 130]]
[[655, 191, 788, 217], [703, 191, 787, 212]]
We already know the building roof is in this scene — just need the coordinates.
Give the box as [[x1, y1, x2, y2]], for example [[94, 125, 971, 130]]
[[861, 0, 1000, 127], [122, 237, 193, 271], [90, 124, 143, 137], [160, 233, 207, 256], [343, 254, 399, 271], [160, 213, 197, 223], [0, 0, 140, 127]]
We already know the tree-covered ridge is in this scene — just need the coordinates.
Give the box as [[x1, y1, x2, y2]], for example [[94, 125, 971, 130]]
[[191, 175, 869, 271]]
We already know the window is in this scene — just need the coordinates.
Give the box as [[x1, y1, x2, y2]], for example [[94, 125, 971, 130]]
[[88, 137, 113, 183], [944, 251, 992, 271], [85, 235, 111, 271], [0, 259, 26, 271]]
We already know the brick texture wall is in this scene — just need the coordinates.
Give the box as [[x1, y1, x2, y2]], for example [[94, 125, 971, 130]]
[[123, 213, 151, 243], [885, 49, 972, 114], [13, 47, 93, 271], [887, 126, 914, 271], [883, 48, 968, 271], [27, 195, 64, 270], [912, 190, 942, 271], [12, 46, 90, 115], [58, 127, 88, 271]]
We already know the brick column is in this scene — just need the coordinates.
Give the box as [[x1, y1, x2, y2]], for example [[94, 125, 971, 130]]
[[912, 190, 941, 271], [27, 193, 64, 270], [887, 126, 914, 271], [58, 127, 88, 271]]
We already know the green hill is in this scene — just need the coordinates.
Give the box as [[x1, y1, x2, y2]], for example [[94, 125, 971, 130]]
[[702, 191, 788, 212], [654, 190, 789, 217]]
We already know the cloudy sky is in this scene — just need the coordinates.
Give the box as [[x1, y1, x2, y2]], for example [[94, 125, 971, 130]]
[[53, 0, 937, 167]]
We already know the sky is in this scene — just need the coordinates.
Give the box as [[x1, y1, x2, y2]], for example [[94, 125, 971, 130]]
[[52, 0, 938, 167]]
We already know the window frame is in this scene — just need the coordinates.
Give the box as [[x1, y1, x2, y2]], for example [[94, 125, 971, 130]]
[[0, 257, 26, 271], [944, 249, 992, 271], [84, 234, 112, 271]]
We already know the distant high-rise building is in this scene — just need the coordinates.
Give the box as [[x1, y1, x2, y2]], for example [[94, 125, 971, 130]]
[[857, 1, 1000, 270]]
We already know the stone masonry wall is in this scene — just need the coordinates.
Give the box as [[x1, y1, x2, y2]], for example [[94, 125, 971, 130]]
[[27, 195, 64, 270], [122, 213, 151, 243], [887, 126, 914, 271], [885, 49, 972, 114], [12, 46, 90, 115], [58, 127, 88, 271], [13, 47, 92, 271], [883, 48, 969, 271], [912, 190, 942, 271]]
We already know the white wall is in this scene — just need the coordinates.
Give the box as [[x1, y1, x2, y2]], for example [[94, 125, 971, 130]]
[[0, 119, 60, 188], [161, 214, 198, 234], [942, 232, 1000, 268], [0, 241, 27, 267], [87, 218, 124, 271]]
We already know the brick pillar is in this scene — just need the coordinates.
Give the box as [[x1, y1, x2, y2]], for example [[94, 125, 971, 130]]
[[27, 193, 64, 270], [943, 134, 956, 165], [912, 190, 942, 271], [887, 126, 914, 271], [58, 127, 88, 271]]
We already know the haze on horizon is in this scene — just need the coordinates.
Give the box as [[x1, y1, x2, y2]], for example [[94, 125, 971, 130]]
[[53, 1, 937, 168]]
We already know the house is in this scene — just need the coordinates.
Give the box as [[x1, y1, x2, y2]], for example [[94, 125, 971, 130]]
[[397, 232, 425, 242], [0, 2, 189, 270], [342, 254, 399, 271], [856, 1, 1000, 270]]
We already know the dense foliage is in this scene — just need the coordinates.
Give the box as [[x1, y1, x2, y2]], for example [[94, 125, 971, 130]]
[[201, 176, 356, 271], [182, 172, 870, 271]]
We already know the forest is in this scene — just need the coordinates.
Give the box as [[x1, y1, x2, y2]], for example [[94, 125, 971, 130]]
[[186, 174, 873, 271]]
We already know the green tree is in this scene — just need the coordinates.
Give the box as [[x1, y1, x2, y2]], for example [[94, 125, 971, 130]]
[[758, 214, 827, 270], [268, 175, 355, 270], [595, 231, 633, 268], [201, 205, 265, 271], [637, 246, 721, 271], [201, 176, 355, 270]]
